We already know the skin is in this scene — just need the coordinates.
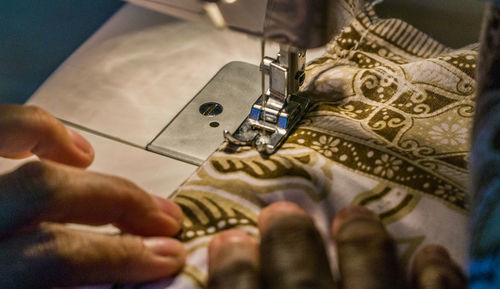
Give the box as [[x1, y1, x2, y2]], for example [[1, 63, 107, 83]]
[[1, 3, 488, 287], [0, 104, 186, 288], [206, 4, 500, 288], [0, 90, 476, 289], [208, 202, 466, 289]]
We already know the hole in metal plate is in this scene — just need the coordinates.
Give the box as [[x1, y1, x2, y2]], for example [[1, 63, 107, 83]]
[[199, 102, 223, 117], [148, 62, 261, 166]]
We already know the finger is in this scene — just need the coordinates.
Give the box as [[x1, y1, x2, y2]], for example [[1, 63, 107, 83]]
[[332, 206, 406, 289], [259, 202, 335, 289], [0, 104, 94, 167], [0, 161, 183, 237], [0, 224, 185, 288], [207, 230, 260, 289], [411, 245, 466, 289]]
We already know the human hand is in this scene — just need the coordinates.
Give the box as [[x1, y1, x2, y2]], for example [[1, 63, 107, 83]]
[[0, 104, 94, 167], [207, 202, 466, 289], [0, 105, 186, 288]]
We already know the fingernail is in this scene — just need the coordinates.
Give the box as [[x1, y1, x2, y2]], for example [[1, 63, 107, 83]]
[[154, 196, 184, 226], [208, 230, 258, 273], [417, 245, 451, 261], [144, 237, 186, 264], [332, 206, 378, 236], [210, 230, 253, 252], [412, 245, 457, 278], [67, 127, 94, 156], [258, 202, 309, 234]]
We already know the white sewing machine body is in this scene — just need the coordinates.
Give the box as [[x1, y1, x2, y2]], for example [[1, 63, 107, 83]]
[[128, 0, 485, 48], [0, 0, 485, 199]]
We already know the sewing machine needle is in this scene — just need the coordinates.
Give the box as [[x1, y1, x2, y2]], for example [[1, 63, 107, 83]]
[[261, 39, 266, 110]]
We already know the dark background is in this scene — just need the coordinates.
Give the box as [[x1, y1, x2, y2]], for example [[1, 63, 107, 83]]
[[0, 0, 486, 104], [0, 1, 124, 104]]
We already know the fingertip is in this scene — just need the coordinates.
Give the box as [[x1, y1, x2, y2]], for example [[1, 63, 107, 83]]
[[258, 202, 308, 234], [258, 203, 335, 289], [0, 104, 94, 167], [153, 196, 184, 226], [209, 229, 256, 254], [411, 244, 466, 289], [67, 128, 93, 155], [412, 244, 454, 272], [145, 212, 183, 237], [66, 127, 95, 167], [208, 230, 258, 274], [144, 237, 186, 275], [416, 245, 451, 261], [23, 227, 188, 285], [33, 124, 94, 168], [332, 207, 404, 289], [331, 206, 379, 236], [115, 209, 182, 237]]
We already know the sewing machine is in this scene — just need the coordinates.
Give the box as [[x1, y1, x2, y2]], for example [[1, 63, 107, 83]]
[[124, 0, 486, 163], [145, 0, 351, 161], [128, 0, 485, 47], [0, 0, 485, 198]]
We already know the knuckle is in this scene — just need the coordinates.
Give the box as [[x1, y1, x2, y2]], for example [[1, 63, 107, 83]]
[[24, 105, 62, 136], [51, 228, 79, 261], [262, 214, 318, 248], [335, 220, 398, 261], [261, 215, 334, 288], [34, 226, 82, 262], [266, 213, 314, 232], [17, 161, 49, 180], [24, 105, 49, 119], [25, 106, 51, 126], [53, 230, 145, 284], [336, 219, 392, 244], [115, 234, 146, 261], [112, 235, 148, 272], [108, 175, 143, 195], [116, 176, 141, 192], [60, 232, 144, 267], [25, 226, 77, 283], [0, 162, 60, 235], [15, 161, 61, 198], [108, 175, 152, 207], [118, 234, 146, 256], [46, 227, 106, 285]]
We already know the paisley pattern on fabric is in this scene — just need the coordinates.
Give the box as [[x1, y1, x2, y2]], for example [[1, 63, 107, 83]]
[[127, 4, 477, 289]]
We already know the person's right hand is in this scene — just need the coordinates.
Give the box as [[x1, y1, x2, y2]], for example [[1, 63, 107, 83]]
[[207, 202, 466, 289], [0, 105, 186, 288]]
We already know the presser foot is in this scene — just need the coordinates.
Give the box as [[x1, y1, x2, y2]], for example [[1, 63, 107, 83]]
[[224, 94, 310, 155]]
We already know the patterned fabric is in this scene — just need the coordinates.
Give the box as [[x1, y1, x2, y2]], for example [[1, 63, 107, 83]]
[[126, 4, 478, 289]]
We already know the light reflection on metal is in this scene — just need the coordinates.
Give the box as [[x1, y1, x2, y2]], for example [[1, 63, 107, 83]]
[[224, 44, 308, 155], [203, 2, 227, 29], [219, 0, 338, 154]]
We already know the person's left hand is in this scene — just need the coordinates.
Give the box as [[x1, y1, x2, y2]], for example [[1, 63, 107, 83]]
[[0, 104, 95, 167], [0, 105, 186, 288], [207, 202, 466, 289]]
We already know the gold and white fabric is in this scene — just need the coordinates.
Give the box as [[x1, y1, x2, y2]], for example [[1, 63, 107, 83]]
[[128, 5, 477, 289]]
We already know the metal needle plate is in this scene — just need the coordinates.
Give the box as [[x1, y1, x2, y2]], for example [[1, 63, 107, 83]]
[[148, 61, 261, 165]]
